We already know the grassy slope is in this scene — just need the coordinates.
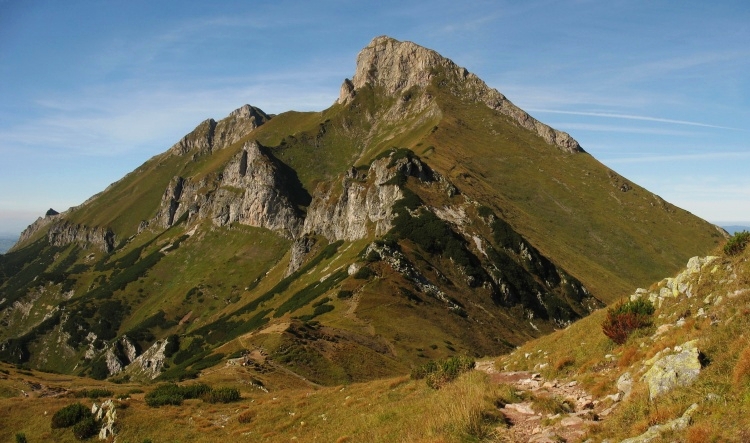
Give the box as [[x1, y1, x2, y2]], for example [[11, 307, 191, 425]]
[[497, 242, 750, 441], [419, 88, 723, 302], [6, 238, 745, 442], [0, 362, 505, 443]]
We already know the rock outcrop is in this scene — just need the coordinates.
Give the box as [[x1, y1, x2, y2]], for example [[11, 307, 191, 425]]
[[154, 141, 306, 238], [11, 210, 62, 251], [126, 338, 170, 380], [47, 220, 116, 253], [642, 340, 703, 400], [170, 104, 270, 156], [620, 403, 699, 443], [631, 256, 719, 307], [302, 155, 421, 241], [345, 36, 582, 154]]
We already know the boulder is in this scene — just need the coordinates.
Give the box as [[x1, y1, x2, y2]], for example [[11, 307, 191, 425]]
[[620, 403, 698, 443], [642, 340, 702, 400]]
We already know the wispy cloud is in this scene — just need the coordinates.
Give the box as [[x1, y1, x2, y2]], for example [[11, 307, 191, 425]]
[[603, 151, 750, 164], [528, 109, 740, 130], [545, 122, 702, 137]]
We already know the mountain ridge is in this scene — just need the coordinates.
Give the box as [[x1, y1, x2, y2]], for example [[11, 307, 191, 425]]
[[0, 36, 722, 387]]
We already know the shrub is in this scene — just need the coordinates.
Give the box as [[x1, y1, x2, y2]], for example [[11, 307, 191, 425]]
[[145, 383, 217, 407], [724, 231, 750, 256], [237, 410, 255, 423], [602, 299, 655, 344], [72, 416, 98, 440], [145, 393, 183, 407], [15, 433, 27, 443], [732, 344, 750, 385], [203, 387, 241, 404], [411, 356, 476, 389], [353, 266, 374, 279], [74, 388, 113, 399], [337, 290, 353, 299], [51, 403, 91, 429]]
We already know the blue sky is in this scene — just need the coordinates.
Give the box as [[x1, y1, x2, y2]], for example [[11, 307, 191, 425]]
[[1, 0, 748, 236]]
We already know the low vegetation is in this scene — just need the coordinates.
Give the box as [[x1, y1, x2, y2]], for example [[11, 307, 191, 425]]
[[601, 298, 655, 345], [145, 383, 240, 407], [724, 230, 749, 255], [411, 355, 476, 389]]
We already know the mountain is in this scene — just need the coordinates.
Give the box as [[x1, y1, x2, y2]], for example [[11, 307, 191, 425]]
[[0, 36, 723, 387], [1, 232, 746, 442]]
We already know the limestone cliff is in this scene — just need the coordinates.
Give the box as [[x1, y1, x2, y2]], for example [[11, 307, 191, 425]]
[[302, 156, 418, 241], [154, 141, 306, 238], [12, 211, 61, 251], [342, 36, 581, 154], [47, 220, 116, 253]]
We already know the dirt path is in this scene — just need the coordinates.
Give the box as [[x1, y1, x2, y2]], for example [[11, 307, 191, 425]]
[[475, 360, 607, 442]]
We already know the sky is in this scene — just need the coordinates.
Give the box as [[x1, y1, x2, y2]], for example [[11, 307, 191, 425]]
[[1, 0, 748, 237]]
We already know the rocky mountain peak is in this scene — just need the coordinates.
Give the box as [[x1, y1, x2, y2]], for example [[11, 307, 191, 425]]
[[350, 35, 452, 94], [343, 36, 582, 154], [228, 104, 270, 123]]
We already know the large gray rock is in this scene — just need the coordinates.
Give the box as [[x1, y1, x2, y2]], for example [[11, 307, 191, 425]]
[[642, 340, 702, 400]]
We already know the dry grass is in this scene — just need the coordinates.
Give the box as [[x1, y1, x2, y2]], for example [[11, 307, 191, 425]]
[[732, 344, 750, 385]]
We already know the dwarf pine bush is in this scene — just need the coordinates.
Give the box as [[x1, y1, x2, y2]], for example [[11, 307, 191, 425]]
[[411, 356, 476, 389], [724, 231, 750, 256], [601, 298, 655, 344]]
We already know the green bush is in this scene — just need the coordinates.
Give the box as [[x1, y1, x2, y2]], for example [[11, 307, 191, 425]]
[[72, 416, 98, 440], [202, 387, 241, 404], [337, 290, 353, 299], [51, 403, 91, 429], [602, 298, 655, 344], [353, 266, 374, 279], [145, 383, 213, 407], [411, 356, 476, 389], [15, 433, 27, 443], [145, 393, 183, 407], [74, 388, 113, 399], [725, 231, 750, 256]]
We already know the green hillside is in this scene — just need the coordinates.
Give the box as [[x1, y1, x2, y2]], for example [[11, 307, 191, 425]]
[[0, 36, 722, 390]]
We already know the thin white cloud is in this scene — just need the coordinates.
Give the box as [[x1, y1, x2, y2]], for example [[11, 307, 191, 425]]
[[603, 151, 750, 164], [545, 122, 702, 137], [528, 109, 740, 130]]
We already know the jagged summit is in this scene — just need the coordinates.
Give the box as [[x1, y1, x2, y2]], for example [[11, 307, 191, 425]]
[[340, 35, 582, 153], [169, 104, 271, 156]]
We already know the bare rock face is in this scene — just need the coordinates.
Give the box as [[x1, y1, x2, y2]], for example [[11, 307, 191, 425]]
[[286, 235, 317, 276], [302, 155, 426, 241], [47, 220, 116, 253], [154, 141, 305, 239], [349, 36, 582, 154], [169, 104, 270, 156], [170, 118, 215, 156], [12, 211, 61, 251], [127, 338, 169, 380]]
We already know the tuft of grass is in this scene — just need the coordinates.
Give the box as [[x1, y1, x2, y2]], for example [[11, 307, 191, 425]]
[[732, 344, 750, 385], [411, 355, 476, 389]]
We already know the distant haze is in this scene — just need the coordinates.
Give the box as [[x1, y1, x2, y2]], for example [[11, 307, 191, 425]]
[[0, 236, 18, 254], [720, 225, 750, 235]]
